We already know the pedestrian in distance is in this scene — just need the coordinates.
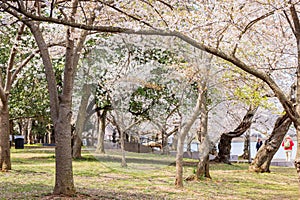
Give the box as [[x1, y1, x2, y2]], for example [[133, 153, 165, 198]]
[[282, 135, 294, 162], [256, 138, 263, 151]]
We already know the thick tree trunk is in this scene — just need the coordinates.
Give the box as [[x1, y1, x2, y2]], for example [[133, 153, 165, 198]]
[[249, 114, 292, 172], [196, 155, 210, 179], [241, 132, 250, 160], [215, 134, 232, 164], [53, 101, 75, 195], [96, 110, 106, 154], [72, 84, 91, 158], [0, 101, 11, 171], [214, 106, 258, 163], [22, 0, 93, 194]]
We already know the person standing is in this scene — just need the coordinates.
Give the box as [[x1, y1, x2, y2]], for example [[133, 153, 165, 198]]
[[282, 135, 294, 162], [256, 138, 263, 151]]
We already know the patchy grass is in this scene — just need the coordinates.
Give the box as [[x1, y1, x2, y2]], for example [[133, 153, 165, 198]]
[[0, 148, 299, 199]]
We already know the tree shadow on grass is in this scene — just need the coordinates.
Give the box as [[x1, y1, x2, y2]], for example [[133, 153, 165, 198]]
[[0, 182, 52, 200], [1, 182, 169, 200], [92, 153, 175, 167], [62, 188, 171, 200]]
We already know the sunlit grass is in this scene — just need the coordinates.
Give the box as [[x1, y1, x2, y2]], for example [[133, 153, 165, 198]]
[[0, 147, 299, 199]]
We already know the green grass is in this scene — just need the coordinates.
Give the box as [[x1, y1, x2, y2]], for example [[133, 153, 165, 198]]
[[0, 148, 299, 199]]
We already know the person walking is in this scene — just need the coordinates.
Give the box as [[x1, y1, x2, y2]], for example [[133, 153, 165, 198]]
[[282, 135, 294, 162], [256, 138, 263, 151]]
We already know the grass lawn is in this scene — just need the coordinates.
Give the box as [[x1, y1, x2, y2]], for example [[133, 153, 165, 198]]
[[0, 147, 299, 199]]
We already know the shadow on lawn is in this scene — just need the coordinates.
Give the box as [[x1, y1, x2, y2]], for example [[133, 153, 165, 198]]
[[1, 182, 167, 200], [0, 182, 52, 200], [70, 188, 170, 200], [92, 154, 176, 166]]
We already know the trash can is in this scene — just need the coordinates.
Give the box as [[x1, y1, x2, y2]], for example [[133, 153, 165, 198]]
[[14, 135, 25, 149]]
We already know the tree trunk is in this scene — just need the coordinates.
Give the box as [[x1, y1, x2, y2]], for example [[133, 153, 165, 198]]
[[72, 84, 91, 158], [27, 118, 33, 144], [20, 0, 93, 194], [196, 89, 211, 179], [161, 129, 169, 154], [53, 100, 75, 195], [175, 91, 203, 187], [20, 119, 28, 143], [120, 130, 127, 167], [249, 114, 292, 172], [172, 132, 178, 151], [0, 101, 11, 171], [214, 106, 258, 163], [196, 155, 210, 179], [175, 134, 184, 187], [241, 132, 250, 160], [96, 110, 107, 154], [26, 20, 76, 196], [215, 134, 232, 164], [186, 137, 193, 152]]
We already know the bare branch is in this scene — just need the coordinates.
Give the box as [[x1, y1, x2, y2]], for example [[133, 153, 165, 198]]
[[233, 9, 276, 56], [4, 23, 25, 95], [290, 4, 300, 38], [138, 0, 168, 27], [99, 0, 156, 29]]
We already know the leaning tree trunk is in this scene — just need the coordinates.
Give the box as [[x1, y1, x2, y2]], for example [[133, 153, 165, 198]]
[[72, 84, 91, 158], [175, 92, 203, 187], [214, 106, 258, 164], [0, 100, 11, 171], [96, 110, 107, 154], [249, 114, 292, 172]]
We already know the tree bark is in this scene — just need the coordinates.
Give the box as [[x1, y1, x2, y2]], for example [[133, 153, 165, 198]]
[[120, 130, 127, 167], [214, 106, 258, 164], [25, 19, 76, 196], [0, 100, 11, 171], [161, 129, 169, 154], [53, 100, 75, 195], [196, 155, 210, 179], [175, 91, 203, 187], [171, 132, 178, 151], [175, 133, 184, 187], [290, 5, 300, 192], [241, 131, 250, 160], [96, 110, 107, 154], [72, 84, 91, 158], [27, 118, 33, 144], [249, 114, 292, 172], [196, 87, 211, 179]]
